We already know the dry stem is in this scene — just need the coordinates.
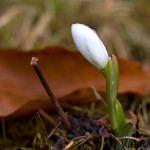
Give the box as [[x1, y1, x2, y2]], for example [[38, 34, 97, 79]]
[[31, 57, 71, 131]]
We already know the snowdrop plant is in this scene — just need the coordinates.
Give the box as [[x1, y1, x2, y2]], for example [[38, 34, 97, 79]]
[[71, 23, 125, 132]]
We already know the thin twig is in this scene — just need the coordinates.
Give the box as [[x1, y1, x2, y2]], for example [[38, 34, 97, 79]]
[[38, 109, 57, 126], [110, 133, 128, 150], [70, 134, 92, 150], [47, 122, 61, 140], [63, 140, 74, 150], [31, 57, 71, 131], [118, 136, 140, 142], [91, 85, 107, 107]]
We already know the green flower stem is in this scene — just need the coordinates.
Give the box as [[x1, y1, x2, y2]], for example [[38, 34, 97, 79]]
[[105, 57, 125, 131]]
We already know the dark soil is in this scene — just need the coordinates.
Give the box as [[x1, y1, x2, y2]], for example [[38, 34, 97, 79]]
[[1, 95, 150, 150], [51, 112, 110, 150]]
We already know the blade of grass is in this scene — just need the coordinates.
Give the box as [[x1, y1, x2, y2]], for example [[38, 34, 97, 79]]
[[63, 103, 103, 116], [37, 112, 48, 137], [70, 136, 91, 150], [100, 136, 104, 150], [2, 117, 7, 148], [20, 148, 35, 150], [134, 128, 150, 137]]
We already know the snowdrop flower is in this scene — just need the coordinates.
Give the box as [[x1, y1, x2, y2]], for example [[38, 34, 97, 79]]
[[71, 23, 109, 70]]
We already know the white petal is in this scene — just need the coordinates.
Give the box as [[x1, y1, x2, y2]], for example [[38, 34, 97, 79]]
[[71, 23, 108, 69]]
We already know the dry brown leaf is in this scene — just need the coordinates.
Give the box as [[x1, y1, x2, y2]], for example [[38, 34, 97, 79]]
[[0, 46, 149, 119]]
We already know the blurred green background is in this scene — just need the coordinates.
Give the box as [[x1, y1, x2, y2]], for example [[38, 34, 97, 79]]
[[0, 0, 150, 65]]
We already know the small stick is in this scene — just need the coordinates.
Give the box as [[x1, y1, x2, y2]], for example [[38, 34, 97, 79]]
[[91, 85, 107, 108], [31, 57, 71, 131], [47, 122, 61, 140], [110, 133, 128, 150], [38, 109, 57, 127]]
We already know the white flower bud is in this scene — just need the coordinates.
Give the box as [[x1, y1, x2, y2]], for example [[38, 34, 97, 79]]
[[71, 23, 109, 70]]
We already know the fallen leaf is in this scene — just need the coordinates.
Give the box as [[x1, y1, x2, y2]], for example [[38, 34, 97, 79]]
[[0, 46, 149, 119], [95, 116, 109, 128]]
